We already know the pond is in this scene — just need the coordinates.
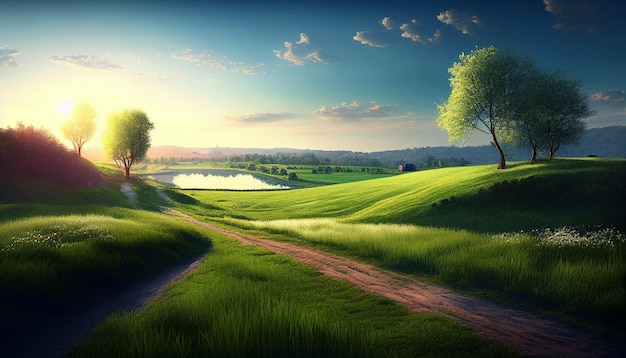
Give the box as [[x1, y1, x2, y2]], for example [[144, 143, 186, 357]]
[[148, 169, 291, 190]]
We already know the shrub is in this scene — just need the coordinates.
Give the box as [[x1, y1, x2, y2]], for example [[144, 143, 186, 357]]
[[0, 123, 102, 186]]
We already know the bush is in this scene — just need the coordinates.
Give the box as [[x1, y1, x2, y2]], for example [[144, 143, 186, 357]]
[[0, 123, 101, 186]]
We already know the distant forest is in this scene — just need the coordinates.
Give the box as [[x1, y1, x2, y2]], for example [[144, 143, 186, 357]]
[[147, 126, 626, 169]]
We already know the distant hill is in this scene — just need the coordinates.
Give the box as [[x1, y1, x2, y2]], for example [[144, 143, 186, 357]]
[[136, 125, 625, 168]]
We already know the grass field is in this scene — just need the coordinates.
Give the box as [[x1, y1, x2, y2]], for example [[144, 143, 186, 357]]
[[180, 159, 626, 232], [169, 158, 626, 332], [2, 157, 624, 355], [71, 230, 516, 357]]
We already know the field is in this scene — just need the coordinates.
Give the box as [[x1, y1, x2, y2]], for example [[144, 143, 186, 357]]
[[1, 158, 625, 356], [168, 159, 626, 329]]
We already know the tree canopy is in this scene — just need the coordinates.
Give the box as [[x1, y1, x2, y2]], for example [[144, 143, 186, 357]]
[[102, 109, 154, 180], [437, 46, 535, 169], [512, 69, 593, 162], [437, 46, 592, 168], [60, 101, 96, 157]]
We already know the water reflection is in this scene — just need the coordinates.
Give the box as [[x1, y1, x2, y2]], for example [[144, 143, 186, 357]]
[[172, 173, 290, 190]]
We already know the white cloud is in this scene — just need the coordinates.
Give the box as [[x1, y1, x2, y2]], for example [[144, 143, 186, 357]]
[[171, 48, 263, 74], [381, 17, 394, 30], [49, 54, 124, 71], [353, 31, 389, 48], [430, 29, 442, 43], [0, 46, 21, 69], [226, 112, 296, 124], [591, 90, 625, 102], [274, 33, 330, 66], [437, 10, 480, 35], [356, 17, 440, 47], [296, 33, 309, 44], [313, 101, 410, 121], [400, 19, 425, 43], [353, 17, 398, 48]]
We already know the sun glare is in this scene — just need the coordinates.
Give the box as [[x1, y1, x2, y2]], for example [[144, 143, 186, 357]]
[[56, 100, 74, 117]]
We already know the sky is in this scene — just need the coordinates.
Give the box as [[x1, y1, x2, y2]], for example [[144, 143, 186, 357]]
[[1, 0, 625, 152]]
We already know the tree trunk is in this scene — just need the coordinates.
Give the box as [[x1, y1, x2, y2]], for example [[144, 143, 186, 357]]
[[490, 131, 506, 169], [125, 166, 131, 180], [529, 147, 536, 164], [77, 146, 82, 157]]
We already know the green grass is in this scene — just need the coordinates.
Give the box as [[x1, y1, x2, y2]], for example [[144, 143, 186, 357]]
[[295, 171, 400, 184], [3, 158, 624, 355], [232, 218, 625, 331], [168, 159, 626, 332], [185, 159, 626, 232], [0, 211, 211, 311], [71, 232, 516, 357], [0, 168, 214, 353]]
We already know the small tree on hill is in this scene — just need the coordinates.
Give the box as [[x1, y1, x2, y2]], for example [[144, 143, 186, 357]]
[[437, 46, 535, 169], [102, 109, 154, 180], [60, 101, 96, 157]]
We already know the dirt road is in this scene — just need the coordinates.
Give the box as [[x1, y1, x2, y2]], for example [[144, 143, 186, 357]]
[[165, 208, 625, 357]]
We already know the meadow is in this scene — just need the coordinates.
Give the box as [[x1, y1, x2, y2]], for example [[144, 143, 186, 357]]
[[1, 158, 624, 356], [70, 230, 515, 357], [171, 158, 626, 332]]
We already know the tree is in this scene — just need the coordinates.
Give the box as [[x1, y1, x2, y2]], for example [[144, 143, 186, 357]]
[[60, 101, 96, 157], [437, 46, 535, 169], [510, 68, 550, 163], [537, 70, 592, 160], [102, 109, 154, 180], [512, 69, 593, 162]]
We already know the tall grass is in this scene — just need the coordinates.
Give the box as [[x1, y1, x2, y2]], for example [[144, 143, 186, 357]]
[[0, 211, 211, 297], [71, 234, 515, 357], [0, 210, 213, 352], [238, 218, 626, 330]]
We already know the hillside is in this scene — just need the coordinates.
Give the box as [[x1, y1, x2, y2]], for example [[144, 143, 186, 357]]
[[187, 158, 626, 233]]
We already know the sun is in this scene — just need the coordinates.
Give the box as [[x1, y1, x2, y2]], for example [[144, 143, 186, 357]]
[[56, 100, 74, 117]]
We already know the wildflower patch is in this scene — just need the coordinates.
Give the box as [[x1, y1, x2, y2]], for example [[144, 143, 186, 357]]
[[2, 224, 117, 251]]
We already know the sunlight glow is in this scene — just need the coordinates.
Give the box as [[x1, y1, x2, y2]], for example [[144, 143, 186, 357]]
[[56, 100, 74, 117]]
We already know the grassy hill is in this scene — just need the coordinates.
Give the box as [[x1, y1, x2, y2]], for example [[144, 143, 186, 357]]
[[171, 158, 625, 334], [183, 158, 626, 233]]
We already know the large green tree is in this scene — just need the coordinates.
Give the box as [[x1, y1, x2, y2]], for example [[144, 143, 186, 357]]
[[102, 109, 154, 180], [512, 69, 593, 162], [437, 46, 535, 169], [60, 101, 96, 157]]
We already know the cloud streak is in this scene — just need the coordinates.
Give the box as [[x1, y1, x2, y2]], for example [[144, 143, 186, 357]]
[[274, 33, 330, 66], [591, 90, 625, 102], [437, 10, 480, 35], [171, 48, 264, 75], [313, 101, 410, 121], [49, 54, 124, 71], [226, 112, 296, 124], [0, 46, 21, 69], [354, 17, 442, 47]]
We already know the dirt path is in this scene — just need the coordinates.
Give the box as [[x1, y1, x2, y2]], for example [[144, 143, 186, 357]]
[[164, 208, 625, 357]]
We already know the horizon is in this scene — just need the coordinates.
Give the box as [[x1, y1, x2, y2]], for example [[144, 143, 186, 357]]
[[1, 0, 625, 152]]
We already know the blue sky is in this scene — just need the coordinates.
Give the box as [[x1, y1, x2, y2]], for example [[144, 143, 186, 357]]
[[1, 0, 624, 152]]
